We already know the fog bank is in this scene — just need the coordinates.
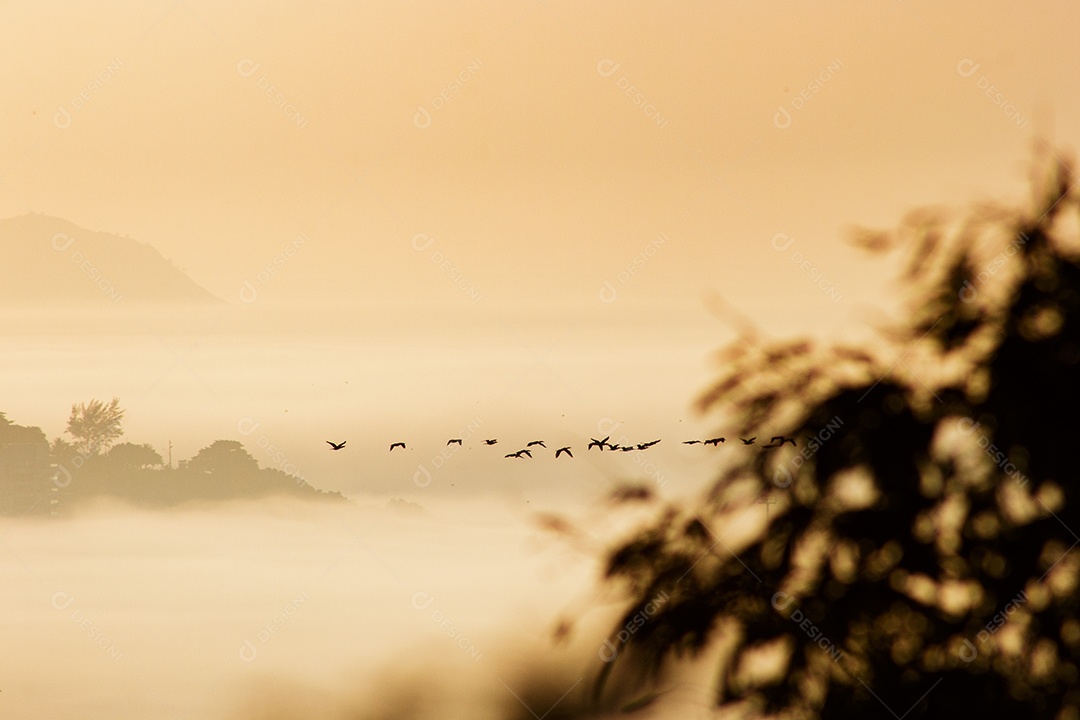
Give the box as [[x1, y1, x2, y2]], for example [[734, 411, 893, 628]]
[[1, 494, 713, 719]]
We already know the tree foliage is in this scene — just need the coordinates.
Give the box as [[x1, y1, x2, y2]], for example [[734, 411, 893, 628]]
[[591, 151, 1080, 718], [65, 397, 125, 456], [0, 413, 48, 447], [185, 439, 259, 477], [106, 442, 163, 470]]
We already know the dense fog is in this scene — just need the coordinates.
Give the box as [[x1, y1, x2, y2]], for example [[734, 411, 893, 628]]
[[5, 494, 709, 719]]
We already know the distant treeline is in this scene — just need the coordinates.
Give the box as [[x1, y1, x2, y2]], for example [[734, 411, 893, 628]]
[[0, 411, 344, 516]]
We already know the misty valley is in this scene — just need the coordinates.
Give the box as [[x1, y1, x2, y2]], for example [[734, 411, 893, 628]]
[[0, 401, 705, 719], [2, 494, 634, 720], [6, 2, 1079, 717]]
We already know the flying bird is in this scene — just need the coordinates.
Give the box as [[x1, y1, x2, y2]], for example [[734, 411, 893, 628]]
[[640, 439, 661, 448], [739, 437, 756, 445], [771, 435, 796, 447], [447, 438, 463, 446], [326, 440, 346, 450], [588, 436, 610, 451], [683, 440, 701, 445], [390, 442, 406, 451], [484, 439, 498, 445], [704, 437, 725, 446], [555, 446, 572, 458], [505, 449, 532, 458], [620, 446, 634, 452], [526, 440, 546, 448]]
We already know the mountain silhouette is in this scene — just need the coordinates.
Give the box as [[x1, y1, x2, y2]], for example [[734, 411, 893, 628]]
[[0, 214, 223, 305]]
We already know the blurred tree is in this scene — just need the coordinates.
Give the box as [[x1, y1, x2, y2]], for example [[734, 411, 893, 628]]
[[50, 437, 74, 458], [49, 436, 79, 480], [65, 397, 124, 456], [0, 412, 48, 446], [106, 442, 163, 470], [588, 150, 1080, 718], [185, 440, 259, 476], [0, 412, 53, 515]]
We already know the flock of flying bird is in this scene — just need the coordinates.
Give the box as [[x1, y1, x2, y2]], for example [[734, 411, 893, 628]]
[[323, 434, 798, 458]]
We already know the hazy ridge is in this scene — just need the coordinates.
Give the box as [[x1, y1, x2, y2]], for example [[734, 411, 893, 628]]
[[0, 214, 223, 306]]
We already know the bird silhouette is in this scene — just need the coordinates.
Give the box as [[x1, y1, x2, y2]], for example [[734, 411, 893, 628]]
[[505, 449, 532, 458], [640, 439, 661, 448], [527, 440, 546, 448], [588, 436, 610, 451], [704, 437, 725, 446], [484, 439, 498, 445], [739, 437, 756, 445], [326, 440, 346, 450], [447, 438, 463, 446], [555, 446, 573, 458], [608, 443, 622, 451], [683, 440, 701, 445], [390, 442, 406, 451], [771, 435, 796, 447], [620, 446, 634, 452]]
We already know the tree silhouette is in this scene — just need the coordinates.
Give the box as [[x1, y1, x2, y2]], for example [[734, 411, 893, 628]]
[[0, 413, 52, 515], [185, 439, 259, 476], [65, 397, 125, 456], [589, 150, 1080, 718], [106, 442, 163, 470]]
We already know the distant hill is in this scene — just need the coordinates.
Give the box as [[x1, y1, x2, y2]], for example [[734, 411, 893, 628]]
[[0, 214, 223, 305], [0, 417, 348, 515]]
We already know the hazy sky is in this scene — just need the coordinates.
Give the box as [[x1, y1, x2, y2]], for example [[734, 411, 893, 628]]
[[4, 1, 1075, 311], [2, 7, 1080, 715], [2, 1, 1078, 496]]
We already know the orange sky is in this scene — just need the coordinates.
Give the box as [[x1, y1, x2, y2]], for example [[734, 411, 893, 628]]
[[1, 1, 1077, 496], [3, 1, 1074, 313]]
